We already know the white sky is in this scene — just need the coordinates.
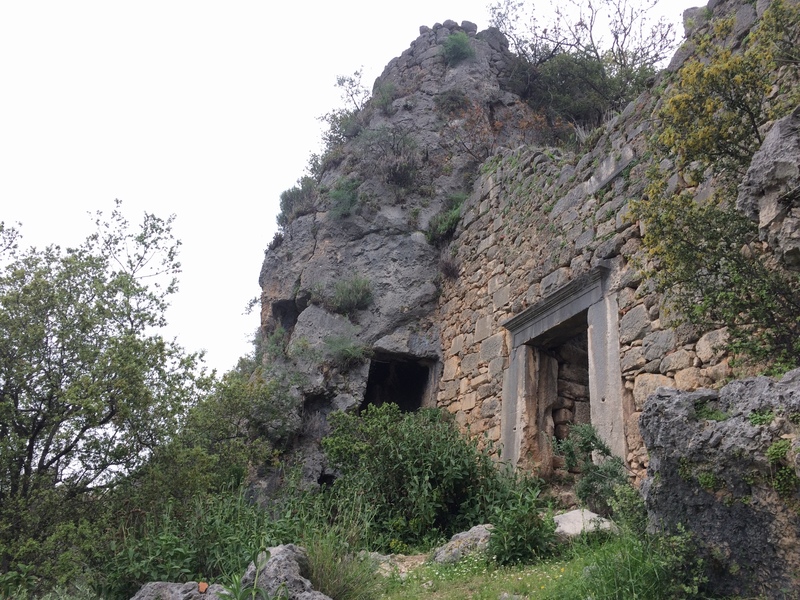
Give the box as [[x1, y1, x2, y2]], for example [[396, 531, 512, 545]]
[[0, 0, 698, 374]]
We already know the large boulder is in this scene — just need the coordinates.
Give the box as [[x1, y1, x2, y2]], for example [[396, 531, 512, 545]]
[[640, 369, 800, 598], [432, 524, 493, 564], [242, 544, 332, 600], [131, 582, 225, 600]]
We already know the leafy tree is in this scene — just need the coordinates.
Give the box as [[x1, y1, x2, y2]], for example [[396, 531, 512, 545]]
[[489, 0, 675, 129], [0, 202, 206, 577]]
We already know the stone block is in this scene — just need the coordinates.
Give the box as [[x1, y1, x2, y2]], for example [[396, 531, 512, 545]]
[[493, 285, 511, 310], [704, 359, 732, 383], [696, 328, 728, 364], [462, 392, 477, 411], [477, 234, 496, 254], [480, 398, 500, 418], [488, 356, 506, 377], [574, 400, 591, 424], [553, 408, 573, 424], [643, 329, 676, 361], [480, 332, 506, 361], [471, 373, 490, 387], [660, 349, 693, 374], [541, 267, 570, 296], [558, 380, 590, 400], [633, 373, 674, 410], [621, 347, 646, 373], [674, 367, 712, 390], [443, 356, 460, 381], [461, 352, 481, 374], [619, 304, 651, 344], [474, 316, 493, 342]]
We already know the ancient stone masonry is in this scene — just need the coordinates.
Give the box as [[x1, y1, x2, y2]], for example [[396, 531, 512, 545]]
[[435, 102, 738, 480], [259, 0, 800, 485]]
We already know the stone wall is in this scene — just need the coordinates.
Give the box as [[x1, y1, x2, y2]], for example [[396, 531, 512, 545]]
[[435, 101, 734, 479]]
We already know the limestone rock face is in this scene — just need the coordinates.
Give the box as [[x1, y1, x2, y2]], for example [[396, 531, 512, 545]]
[[738, 105, 800, 269], [258, 21, 543, 482], [640, 369, 800, 598]]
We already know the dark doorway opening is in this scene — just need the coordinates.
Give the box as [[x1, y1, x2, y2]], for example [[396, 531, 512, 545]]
[[530, 310, 590, 444], [362, 355, 431, 412]]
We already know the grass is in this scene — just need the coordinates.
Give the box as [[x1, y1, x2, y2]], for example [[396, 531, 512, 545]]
[[380, 553, 572, 600]]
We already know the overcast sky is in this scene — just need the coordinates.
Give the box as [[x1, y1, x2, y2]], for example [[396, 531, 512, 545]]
[[0, 0, 697, 374]]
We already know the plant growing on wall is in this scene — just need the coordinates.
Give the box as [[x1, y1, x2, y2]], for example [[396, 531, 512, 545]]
[[426, 192, 467, 246]]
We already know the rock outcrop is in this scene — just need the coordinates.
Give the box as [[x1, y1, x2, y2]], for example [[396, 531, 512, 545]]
[[640, 369, 800, 598], [258, 20, 547, 485], [131, 545, 332, 600], [242, 544, 332, 600], [738, 105, 800, 269]]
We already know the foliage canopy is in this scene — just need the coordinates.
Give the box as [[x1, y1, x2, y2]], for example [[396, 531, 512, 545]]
[[0, 203, 207, 583]]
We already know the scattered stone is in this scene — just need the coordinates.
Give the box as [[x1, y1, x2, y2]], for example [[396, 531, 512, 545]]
[[553, 509, 617, 541], [242, 544, 332, 600]]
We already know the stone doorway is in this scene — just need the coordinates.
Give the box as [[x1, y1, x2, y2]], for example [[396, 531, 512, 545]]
[[501, 267, 626, 477]]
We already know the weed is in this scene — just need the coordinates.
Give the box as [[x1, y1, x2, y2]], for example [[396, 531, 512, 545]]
[[749, 410, 775, 426], [329, 275, 373, 317], [442, 32, 475, 66], [694, 400, 729, 422], [766, 439, 791, 464], [329, 177, 362, 218], [323, 335, 371, 370]]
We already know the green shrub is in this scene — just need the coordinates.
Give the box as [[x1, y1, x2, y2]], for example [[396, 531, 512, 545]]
[[323, 335, 371, 370], [329, 177, 362, 218], [322, 404, 505, 550], [488, 477, 555, 565], [632, 1, 800, 374], [694, 400, 729, 422], [329, 275, 373, 316], [434, 89, 471, 115], [749, 410, 775, 426], [442, 32, 475, 66], [766, 439, 791, 464], [303, 530, 382, 600], [277, 177, 317, 227], [372, 80, 398, 116], [356, 125, 418, 188], [426, 193, 467, 246], [104, 489, 276, 599], [555, 424, 629, 517]]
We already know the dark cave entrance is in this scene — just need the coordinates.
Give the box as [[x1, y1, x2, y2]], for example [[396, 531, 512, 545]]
[[361, 355, 433, 412]]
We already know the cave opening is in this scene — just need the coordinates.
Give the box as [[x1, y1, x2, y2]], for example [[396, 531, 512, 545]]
[[361, 355, 432, 412]]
